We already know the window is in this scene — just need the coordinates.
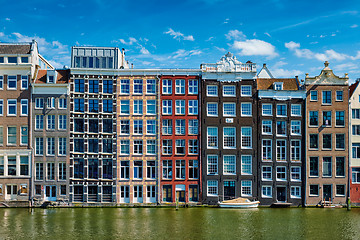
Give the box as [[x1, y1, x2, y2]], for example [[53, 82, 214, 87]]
[[58, 138, 66, 155], [7, 76, 17, 90], [207, 103, 218, 116], [74, 79, 84, 93], [276, 121, 286, 136], [335, 111, 345, 126], [162, 140, 172, 155], [241, 127, 252, 149], [74, 98, 84, 112], [175, 100, 185, 115], [291, 104, 301, 116], [103, 119, 113, 133], [47, 138, 55, 155], [133, 140, 143, 155], [277, 104, 287, 117], [120, 161, 130, 179], [88, 119, 98, 133], [175, 139, 185, 155], [223, 102, 236, 116], [0, 76, 3, 90], [309, 185, 319, 196], [20, 99, 28, 116], [146, 79, 156, 94], [73, 159, 84, 178], [162, 119, 172, 135], [207, 180, 218, 196], [188, 139, 198, 154], [103, 99, 112, 113], [322, 90, 331, 104], [7, 156, 16, 176], [188, 120, 198, 135], [291, 186, 301, 198], [223, 127, 236, 148], [58, 163, 66, 181], [336, 134, 345, 150], [47, 115, 55, 130], [21, 76, 28, 89], [35, 163, 43, 180], [0, 126, 3, 145], [74, 139, 84, 153], [273, 82, 283, 90], [119, 120, 129, 135], [162, 100, 172, 115], [146, 120, 156, 135], [188, 100, 198, 115], [353, 143, 360, 159], [146, 140, 156, 155], [146, 100, 156, 115], [175, 119, 185, 135], [120, 79, 130, 94], [207, 127, 218, 148], [162, 79, 172, 94], [162, 160, 172, 179], [133, 79, 143, 94], [58, 98, 67, 109], [88, 159, 98, 179], [223, 85, 235, 96], [276, 140, 286, 161], [309, 134, 318, 149], [241, 155, 252, 175], [20, 156, 29, 176], [323, 134, 332, 149], [188, 160, 198, 179], [352, 168, 360, 183], [188, 80, 198, 94], [7, 126, 16, 145], [175, 160, 185, 179], [133, 161, 143, 179], [262, 166, 272, 180], [241, 85, 251, 96], [354, 126, 360, 136], [103, 80, 113, 94], [262, 139, 272, 161], [352, 109, 360, 119], [133, 100, 143, 115], [207, 155, 218, 175], [58, 115, 66, 130], [323, 157, 332, 177], [175, 79, 185, 94], [147, 161, 156, 179], [103, 139, 112, 153], [20, 126, 28, 145], [336, 157, 345, 177], [291, 121, 301, 135], [223, 155, 236, 174], [309, 157, 319, 177], [262, 186, 272, 198], [290, 140, 301, 161], [262, 104, 272, 116], [133, 120, 143, 135], [276, 166, 286, 181], [89, 99, 99, 113], [120, 100, 130, 115], [291, 167, 301, 181], [0, 100, 3, 116], [241, 181, 252, 196], [47, 162, 55, 180], [35, 137, 43, 155], [241, 103, 252, 116], [336, 185, 345, 196], [309, 111, 318, 126], [7, 99, 16, 116], [336, 91, 343, 101], [89, 80, 99, 93], [207, 85, 218, 96]]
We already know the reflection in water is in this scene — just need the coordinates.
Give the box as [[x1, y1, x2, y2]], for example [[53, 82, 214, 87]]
[[0, 208, 359, 239]]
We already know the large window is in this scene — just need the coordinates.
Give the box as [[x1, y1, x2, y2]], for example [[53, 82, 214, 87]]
[[223, 127, 236, 148], [175, 100, 185, 115], [207, 180, 218, 196], [74, 159, 84, 179], [277, 104, 287, 117], [103, 99, 113, 113], [88, 139, 99, 153], [74, 98, 84, 112], [262, 104, 272, 116], [7, 75, 17, 90], [35, 115, 44, 130], [7, 99, 16, 116], [35, 162, 43, 180], [20, 156, 29, 176], [146, 140, 156, 155], [102, 159, 112, 179], [207, 155, 218, 175], [133, 100, 143, 115], [162, 119, 172, 135], [310, 91, 318, 101], [20, 99, 28, 116], [175, 79, 185, 94], [207, 127, 218, 148], [7, 126, 16, 145], [323, 134, 332, 150], [47, 115, 55, 130], [120, 161, 130, 179], [58, 138, 66, 155], [276, 166, 286, 181], [262, 186, 272, 198], [188, 139, 198, 154], [133, 140, 143, 155], [276, 140, 286, 161], [207, 85, 218, 96], [162, 79, 172, 94], [353, 109, 360, 119], [162, 100, 172, 115], [241, 127, 252, 149], [335, 111, 345, 126], [291, 121, 301, 135], [241, 155, 252, 175], [309, 185, 319, 196], [175, 119, 185, 135], [146, 100, 156, 115], [120, 79, 130, 94], [58, 115, 66, 130], [120, 120, 130, 135], [353, 143, 360, 159], [189, 160, 199, 179], [74, 139, 84, 153], [290, 140, 301, 161], [103, 80, 113, 94], [223, 85, 235, 96], [309, 157, 319, 177], [188, 80, 198, 94], [276, 121, 286, 136], [262, 166, 272, 180], [89, 80, 99, 93], [147, 161, 156, 179], [241, 103, 252, 116], [47, 138, 55, 156], [133, 79, 143, 94], [89, 119, 98, 133], [309, 134, 318, 149], [291, 104, 301, 116], [162, 140, 172, 155], [291, 186, 301, 198], [322, 90, 331, 104], [103, 139, 112, 153], [103, 119, 113, 133], [88, 159, 99, 179], [336, 134, 345, 150], [20, 126, 28, 145], [323, 111, 331, 126], [262, 120, 272, 135], [336, 157, 345, 177], [323, 157, 332, 177], [291, 167, 301, 181], [47, 162, 55, 180], [188, 100, 198, 115], [133, 161, 143, 179], [207, 103, 218, 116], [35, 137, 43, 155], [175, 139, 185, 155], [309, 111, 318, 126], [162, 160, 172, 179], [188, 119, 198, 135], [241, 85, 252, 96], [74, 79, 84, 93], [352, 168, 360, 183], [175, 160, 185, 179], [262, 140, 272, 161], [120, 100, 130, 115], [241, 181, 252, 197], [133, 120, 143, 135], [146, 120, 156, 135], [223, 102, 236, 116], [223, 155, 236, 174], [146, 79, 156, 94]]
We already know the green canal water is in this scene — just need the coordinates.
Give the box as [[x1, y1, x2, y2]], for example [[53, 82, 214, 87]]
[[0, 208, 360, 240]]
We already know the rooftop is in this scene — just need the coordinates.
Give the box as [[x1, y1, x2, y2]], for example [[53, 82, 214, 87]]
[[0, 43, 32, 54], [257, 78, 299, 90]]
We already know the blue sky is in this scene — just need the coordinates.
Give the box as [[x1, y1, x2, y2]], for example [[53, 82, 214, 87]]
[[1, 0, 360, 81]]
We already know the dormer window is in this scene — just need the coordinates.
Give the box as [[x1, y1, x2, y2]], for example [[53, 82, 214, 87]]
[[48, 76, 54, 83], [273, 82, 283, 90], [7, 57, 17, 64], [21, 57, 28, 63], [47, 70, 57, 84], [0, 57, 4, 63]]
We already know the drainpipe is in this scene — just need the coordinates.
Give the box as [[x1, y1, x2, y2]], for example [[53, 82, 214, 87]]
[[156, 74, 161, 205], [348, 91, 351, 210]]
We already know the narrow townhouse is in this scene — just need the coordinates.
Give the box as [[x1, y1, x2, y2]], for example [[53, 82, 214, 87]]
[[305, 61, 349, 206], [257, 72, 305, 206], [32, 69, 70, 203], [200, 53, 258, 204]]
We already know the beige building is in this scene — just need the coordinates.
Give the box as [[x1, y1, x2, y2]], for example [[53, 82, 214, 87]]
[[305, 61, 349, 206]]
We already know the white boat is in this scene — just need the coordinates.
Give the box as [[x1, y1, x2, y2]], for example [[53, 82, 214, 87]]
[[218, 198, 260, 208]]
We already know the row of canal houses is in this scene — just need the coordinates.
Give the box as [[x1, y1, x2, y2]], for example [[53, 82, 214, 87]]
[[0, 40, 359, 207]]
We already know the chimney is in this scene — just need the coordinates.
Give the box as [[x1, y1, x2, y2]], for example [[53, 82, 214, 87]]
[[263, 63, 266, 68], [131, 63, 134, 69]]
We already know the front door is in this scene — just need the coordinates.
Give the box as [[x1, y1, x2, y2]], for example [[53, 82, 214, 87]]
[[189, 185, 198, 202], [45, 186, 57, 201], [277, 186, 286, 202], [224, 181, 236, 200], [176, 190, 185, 202], [6, 185, 17, 200], [323, 185, 332, 201]]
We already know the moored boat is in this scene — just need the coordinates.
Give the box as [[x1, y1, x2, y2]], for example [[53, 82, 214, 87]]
[[218, 198, 259, 208]]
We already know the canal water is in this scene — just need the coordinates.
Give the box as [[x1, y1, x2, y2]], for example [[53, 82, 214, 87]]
[[0, 208, 360, 240]]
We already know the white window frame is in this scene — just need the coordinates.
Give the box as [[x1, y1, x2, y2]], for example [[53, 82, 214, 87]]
[[241, 155, 252, 175], [7, 99, 16, 116], [223, 127, 236, 149], [241, 180, 252, 197], [223, 155, 236, 175], [290, 186, 301, 198], [133, 100, 143, 115], [276, 104, 287, 117], [21, 75, 28, 90], [58, 115, 66, 130], [175, 79, 185, 94], [175, 100, 185, 115], [20, 99, 28, 116], [162, 100, 172, 115], [162, 79, 172, 95], [262, 166, 272, 181], [188, 119, 198, 135], [207, 85, 218, 96], [291, 120, 301, 135], [35, 98, 44, 109], [207, 155, 218, 175], [241, 102, 252, 117], [241, 85, 251, 97], [7, 75, 17, 90], [290, 167, 301, 182], [146, 79, 156, 95], [120, 79, 130, 95], [0, 99, 3, 116], [133, 79, 143, 95], [276, 140, 286, 161], [46, 137, 55, 156], [223, 85, 236, 97], [58, 98, 67, 109], [188, 100, 198, 115], [188, 79, 198, 94], [58, 138, 66, 156], [276, 166, 286, 181], [47, 115, 55, 130], [207, 127, 218, 149], [207, 102, 218, 117], [146, 120, 156, 135], [207, 180, 218, 196], [290, 140, 301, 161], [223, 102, 236, 117], [262, 120, 272, 135], [262, 104, 272, 116], [241, 127, 252, 149], [146, 100, 156, 115], [262, 186, 272, 198], [291, 104, 301, 116]]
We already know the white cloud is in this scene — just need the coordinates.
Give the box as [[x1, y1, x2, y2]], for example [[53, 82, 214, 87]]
[[225, 30, 246, 40], [172, 49, 202, 59], [0, 32, 4, 37], [119, 37, 137, 45], [351, 24, 358, 28], [140, 46, 150, 55], [273, 61, 287, 68], [215, 46, 226, 52], [164, 28, 194, 41], [285, 41, 360, 61], [224, 18, 230, 24], [264, 32, 271, 37], [271, 68, 303, 78], [206, 37, 214, 41], [5, 18, 10, 21], [232, 39, 278, 58]]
